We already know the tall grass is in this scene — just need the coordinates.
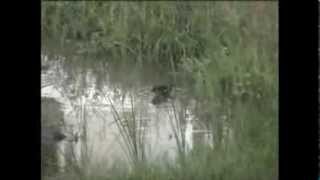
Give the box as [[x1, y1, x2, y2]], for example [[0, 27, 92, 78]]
[[105, 92, 147, 167]]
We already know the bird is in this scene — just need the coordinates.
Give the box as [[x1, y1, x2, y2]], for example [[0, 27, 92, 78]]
[[151, 84, 174, 105], [151, 84, 173, 96]]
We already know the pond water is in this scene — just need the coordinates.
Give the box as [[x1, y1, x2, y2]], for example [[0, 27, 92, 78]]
[[41, 57, 219, 175]]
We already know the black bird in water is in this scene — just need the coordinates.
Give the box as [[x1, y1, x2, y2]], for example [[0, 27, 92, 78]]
[[151, 84, 174, 105]]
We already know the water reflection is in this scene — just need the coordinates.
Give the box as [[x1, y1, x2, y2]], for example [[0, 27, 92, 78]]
[[41, 56, 217, 174]]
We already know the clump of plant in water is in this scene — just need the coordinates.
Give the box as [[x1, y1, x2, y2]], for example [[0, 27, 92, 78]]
[[42, 1, 278, 180]]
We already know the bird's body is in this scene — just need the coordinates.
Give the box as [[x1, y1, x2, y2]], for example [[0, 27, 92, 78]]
[[151, 84, 174, 105]]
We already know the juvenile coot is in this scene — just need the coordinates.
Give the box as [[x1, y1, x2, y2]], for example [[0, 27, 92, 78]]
[[151, 84, 174, 105]]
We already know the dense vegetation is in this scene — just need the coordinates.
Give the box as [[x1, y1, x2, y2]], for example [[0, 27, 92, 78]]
[[42, 1, 278, 180]]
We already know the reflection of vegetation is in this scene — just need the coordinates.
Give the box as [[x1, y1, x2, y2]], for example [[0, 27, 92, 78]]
[[41, 98, 64, 177], [42, 1, 278, 180]]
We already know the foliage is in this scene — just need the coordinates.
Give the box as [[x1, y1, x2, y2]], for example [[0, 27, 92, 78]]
[[42, 1, 278, 180]]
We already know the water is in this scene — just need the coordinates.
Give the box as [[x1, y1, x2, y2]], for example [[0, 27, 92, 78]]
[[41, 56, 215, 175]]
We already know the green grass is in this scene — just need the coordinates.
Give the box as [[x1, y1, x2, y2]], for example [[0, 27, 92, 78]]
[[43, 144, 277, 180]]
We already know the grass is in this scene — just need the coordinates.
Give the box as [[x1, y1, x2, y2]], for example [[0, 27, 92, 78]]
[[43, 145, 277, 180]]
